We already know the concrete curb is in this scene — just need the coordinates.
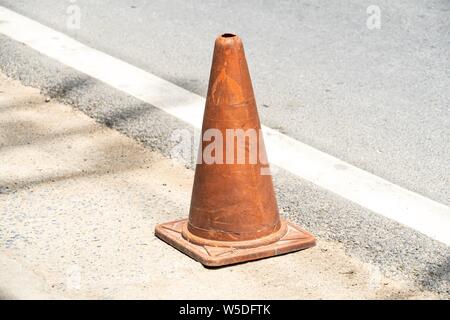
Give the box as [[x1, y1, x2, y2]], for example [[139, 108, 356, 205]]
[[0, 253, 57, 299]]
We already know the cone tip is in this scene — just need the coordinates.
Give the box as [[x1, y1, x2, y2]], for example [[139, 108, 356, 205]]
[[215, 33, 243, 47]]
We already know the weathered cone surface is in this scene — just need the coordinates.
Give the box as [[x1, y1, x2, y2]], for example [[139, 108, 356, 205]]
[[187, 34, 280, 242], [155, 34, 315, 267]]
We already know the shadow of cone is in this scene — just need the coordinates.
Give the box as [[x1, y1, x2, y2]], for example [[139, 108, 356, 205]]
[[155, 33, 315, 267]]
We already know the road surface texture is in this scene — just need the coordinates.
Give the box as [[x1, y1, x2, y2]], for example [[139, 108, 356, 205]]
[[0, 72, 443, 299], [0, 0, 449, 296]]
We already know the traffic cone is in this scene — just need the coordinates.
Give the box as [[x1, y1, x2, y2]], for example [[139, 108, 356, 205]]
[[155, 33, 315, 267]]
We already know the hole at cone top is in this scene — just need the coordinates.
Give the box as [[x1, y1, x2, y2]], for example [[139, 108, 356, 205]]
[[221, 33, 236, 38]]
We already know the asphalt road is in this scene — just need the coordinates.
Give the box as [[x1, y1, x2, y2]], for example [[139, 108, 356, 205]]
[[0, 0, 449, 294], [2, 0, 449, 206]]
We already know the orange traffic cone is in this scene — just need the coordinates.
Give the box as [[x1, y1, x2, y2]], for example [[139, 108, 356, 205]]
[[155, 33, 315, 267]]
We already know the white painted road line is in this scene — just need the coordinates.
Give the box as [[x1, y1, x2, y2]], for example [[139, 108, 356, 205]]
[[1, 6, 449, 245]]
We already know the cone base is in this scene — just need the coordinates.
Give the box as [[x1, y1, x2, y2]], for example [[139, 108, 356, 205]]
[[155, 219, 316, 267], [182, 220, 289, 249]]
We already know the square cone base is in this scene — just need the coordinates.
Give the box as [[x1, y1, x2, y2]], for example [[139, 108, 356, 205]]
[[155, 219, 316, 267]]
